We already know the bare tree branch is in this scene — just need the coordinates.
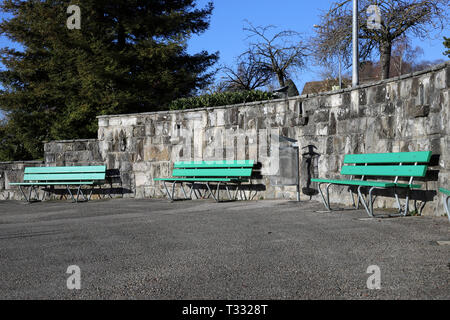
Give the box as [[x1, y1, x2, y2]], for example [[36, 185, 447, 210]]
[[221, 50, 272, 91], [242, 21, 309, 87], [311, 0, 448, 80]]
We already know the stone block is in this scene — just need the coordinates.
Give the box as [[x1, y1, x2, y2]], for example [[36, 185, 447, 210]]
[[144, 143, 171, 162], [435, 69, 447, 90], [313, 109, 330, 123]]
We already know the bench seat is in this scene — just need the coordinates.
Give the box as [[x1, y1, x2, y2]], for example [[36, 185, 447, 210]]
[[9, 181, 95, 186], [154, 178, 247, 182], [155, 160, 254, 202], [312, 151, 431, 217], [10, 165, 106, 203], [311, 178, 421, 189]]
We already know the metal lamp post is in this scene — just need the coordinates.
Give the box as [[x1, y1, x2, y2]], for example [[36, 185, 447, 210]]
[[352, 0, 359, 86]]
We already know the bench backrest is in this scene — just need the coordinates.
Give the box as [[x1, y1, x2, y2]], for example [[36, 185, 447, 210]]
[[340, 151, 431, 179], [172, 160, 254, 178], [23, 165, 107, 182]]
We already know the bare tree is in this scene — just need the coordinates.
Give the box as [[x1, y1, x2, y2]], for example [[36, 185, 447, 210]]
[[243, 22, 309, 87], [313, 0, 448, 80], [221, 51, 272, 91], [391, 36, 424, 75]]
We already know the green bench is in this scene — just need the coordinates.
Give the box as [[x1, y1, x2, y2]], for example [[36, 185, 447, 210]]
[[311, 151, 432, 217], [9, 165, 107, 203], [154, 160, 254, 202], [439, 188, 450, 222]]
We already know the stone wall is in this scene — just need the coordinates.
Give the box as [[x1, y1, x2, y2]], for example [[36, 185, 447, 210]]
[[44, 139, 102, 166], [0, 161, 44, 200], [4, 62, 449, 216]]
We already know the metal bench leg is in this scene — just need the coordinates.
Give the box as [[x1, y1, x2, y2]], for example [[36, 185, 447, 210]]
[[357, 186, 378, 217], [204, 183, 212, 199], [162, 181, 174, 201], [180, 182, 189, 200], [357, 185, 372, 217], [42, 186, 48, 202], [34, 186, 41, 201], [394, 192, 403, 214], [350, 189, 360, 209], [19, 185, 30, 202], [28, 186, 34, 202], [367, 186, 398, 218], [359, 186, 385, 217], [189, 183, 199, 199], [88, 185, 95, 201], [233, 184, 240, 200], [248, 181, 258, 201], [195, 187, 205, 199], [225, 183, 232, 200], [197, 188, 204, 199], [205, 183, 218, 202], [216, 182, 221, 202], [317, 183, 332, 211], [233, 182, 246, 200], [367, 187, 377, 217], [393, 188, 410, 216], [240, 187, 247, 201], [66, 185, 75, 202], [171, 182, 177, 201], [444, 195, 450, 222], [75, 185, 82, 203], [403, 189, 410, 216], [77, 185, 88, 202]]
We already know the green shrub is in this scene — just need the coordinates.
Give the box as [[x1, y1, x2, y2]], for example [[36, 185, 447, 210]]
[[169, 90, 274, 110]]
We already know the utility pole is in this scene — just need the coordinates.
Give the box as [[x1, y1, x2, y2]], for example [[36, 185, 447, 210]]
[[352, 0, 359, 86], [338, 51, 342, 88]]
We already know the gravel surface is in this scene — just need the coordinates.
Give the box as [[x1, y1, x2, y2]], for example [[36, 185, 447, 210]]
[[0, 198, 448, 299]]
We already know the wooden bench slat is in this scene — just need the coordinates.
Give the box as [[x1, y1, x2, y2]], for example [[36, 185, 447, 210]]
[[24, 173, 106, 181], [25, 165, 106, 174], [172, 168, 252, 177], [174, 160, 254, 168], [311, 178, 421, 189], [311, 178, 394, 187], [9, 182, 95, 186], [154, 178, 247, 182], [340, 165, 427, 177], [343, 151, 432, 164], [440, 188, 450, 196]]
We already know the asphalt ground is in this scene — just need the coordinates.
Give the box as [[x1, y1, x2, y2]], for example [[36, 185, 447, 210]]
[[0, 198, 448, 299]]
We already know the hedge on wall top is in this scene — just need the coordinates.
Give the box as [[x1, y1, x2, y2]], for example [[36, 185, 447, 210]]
[[169, 90, 274, 110]]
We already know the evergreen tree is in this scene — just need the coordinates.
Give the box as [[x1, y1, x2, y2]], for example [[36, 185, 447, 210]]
[[0, 0, 218, 159]]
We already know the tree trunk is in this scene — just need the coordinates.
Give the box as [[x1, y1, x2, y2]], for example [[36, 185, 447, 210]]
[[380, 41, 392, 80], [276, 72, 285, 87]]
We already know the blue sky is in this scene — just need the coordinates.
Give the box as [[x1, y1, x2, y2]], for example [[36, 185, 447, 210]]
[[0, 0, 449, 113]]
